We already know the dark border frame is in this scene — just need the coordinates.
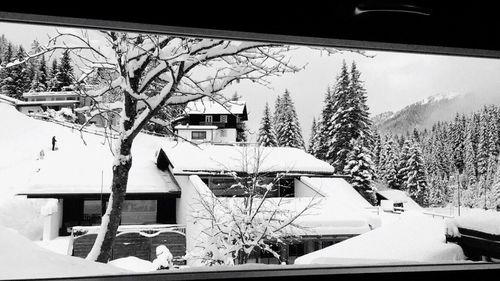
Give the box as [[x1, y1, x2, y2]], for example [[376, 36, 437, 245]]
[[2, 9, 500, 281]]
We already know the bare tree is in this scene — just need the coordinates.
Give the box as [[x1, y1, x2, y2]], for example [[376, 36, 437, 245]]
[[188, 146, 319, 265], [4, 28, 360, 263]]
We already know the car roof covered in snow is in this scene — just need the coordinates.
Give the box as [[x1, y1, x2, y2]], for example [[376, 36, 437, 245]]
[[377, 189, 423, 210], [158, 142, 336, 175]]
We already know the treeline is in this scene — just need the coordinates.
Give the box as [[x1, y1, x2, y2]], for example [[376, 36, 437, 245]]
[[0, 35, 75, 100], [376, 105, 500, 208]]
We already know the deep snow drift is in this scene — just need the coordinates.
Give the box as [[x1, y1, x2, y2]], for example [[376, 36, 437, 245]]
[[294, 211, 466, 265], [0, 225, 129, 279]]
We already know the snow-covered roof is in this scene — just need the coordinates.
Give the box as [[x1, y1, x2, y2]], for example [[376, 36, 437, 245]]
[[174, 125, 218, 130], [295, 211, 465, 265], [0, 225, 129, 279], [7, 104, 180, 196], [300, 177, 372, 209], [160, 142, 335, 175], [448, 208, 500, 235], [378, 189, 423, 210], [0, 93, 21, 105], [188, 175, 374, 236], [17, 100, 80, 107], [23, 91, 80, 97], [185, 97, 246, 115]]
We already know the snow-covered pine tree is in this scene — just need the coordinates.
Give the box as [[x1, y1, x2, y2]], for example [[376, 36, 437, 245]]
[[395, 139, 411, 190], [307, 117, 320, 155], [275, 89, 305, 149], [34, 55, 48, 91], [348, 61, 373, 145], [0, 43, 14, 96], [47, 59, 59, 91], [343, 138, 377, 204], [7, 46, 31, 99], [379, 137, 400, 189], [403, 141, 428, 206], [321, 61, 374, 173], [55, 50, 74, 91], [257, 102, 278, 147], [322, 61, 351, 170]]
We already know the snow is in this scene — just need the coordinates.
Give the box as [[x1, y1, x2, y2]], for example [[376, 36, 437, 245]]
[[419, 92, 461, 105], [175, 125, 218, 130], [188, 175, 374, 236], [162, 142, 335, 175], [185, 97, 246, 115], [294, 211, 465, 265], [378, 189, 423, 210], [0, 225, 129, 279], [0, 103, 177, 239], [447, 208, 500, 235], [35, 236, 72, 255], [0, 102, 180, 196], [109, 256, 156, 272], [300, 177, 372, 209]]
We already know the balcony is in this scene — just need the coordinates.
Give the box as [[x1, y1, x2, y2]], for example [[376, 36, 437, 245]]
[[70, 224, 186, 264]]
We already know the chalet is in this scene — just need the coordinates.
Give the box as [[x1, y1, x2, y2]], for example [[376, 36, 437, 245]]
[[172, 98, 248, 143], [17, 136, 382, 265]]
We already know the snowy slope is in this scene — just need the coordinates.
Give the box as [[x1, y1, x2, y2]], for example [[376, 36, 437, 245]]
[[0, 225, 129, 279], [0, 103, 169, 239]]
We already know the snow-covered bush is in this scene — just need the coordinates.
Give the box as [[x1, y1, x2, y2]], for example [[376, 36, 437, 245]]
[[45, 108, 77, 123]]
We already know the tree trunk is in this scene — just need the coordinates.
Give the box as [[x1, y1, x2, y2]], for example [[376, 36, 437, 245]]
[[86, 139, 133, 263]]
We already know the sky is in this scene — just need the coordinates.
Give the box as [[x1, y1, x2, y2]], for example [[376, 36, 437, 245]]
[[2, 21, 500, 142]]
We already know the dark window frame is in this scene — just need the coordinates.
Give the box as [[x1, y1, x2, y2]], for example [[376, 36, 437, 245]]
[[3, 8, 500, 281], [191, 130, 207, 140]]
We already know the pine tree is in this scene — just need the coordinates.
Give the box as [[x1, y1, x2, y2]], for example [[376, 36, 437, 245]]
[[47, 59, 59, 91], [403, 141, 428, 206], [319, 61, 374, 174], [379, 137, 400, 189], [0, 43, 14, 96], [274, 89, 305, 149], [55, 50, 74, 91], [308, 117, 320, 156], [343, 138, 377, 204], [257, 102, 278, 147], [395, 139, 411, 190]]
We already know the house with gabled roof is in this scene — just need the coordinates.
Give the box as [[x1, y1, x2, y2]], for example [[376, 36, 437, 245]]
[[172, 97, 248, 143]]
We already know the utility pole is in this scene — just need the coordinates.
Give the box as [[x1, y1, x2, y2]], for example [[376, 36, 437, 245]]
[[457, 173, 461, 216]]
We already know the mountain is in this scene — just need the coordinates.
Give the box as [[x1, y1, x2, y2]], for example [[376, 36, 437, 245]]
[[374, 91, 500, 135]]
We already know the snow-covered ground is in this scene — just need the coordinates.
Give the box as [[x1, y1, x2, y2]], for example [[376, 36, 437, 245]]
[[0, 225, 129, 279], [295, 211, 466, 265]]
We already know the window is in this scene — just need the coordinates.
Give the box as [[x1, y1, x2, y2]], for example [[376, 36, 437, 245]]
[[4, 6, 500, 281], [220, 115, 227, 123], [83, 200, 102, 226], [192, 131, 207, 140], [120, 200, 157, 225]]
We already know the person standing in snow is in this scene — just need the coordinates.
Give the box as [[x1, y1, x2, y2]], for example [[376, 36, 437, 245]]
[[38, 149, 45, 160], [152, 245, 173, 270], [51, 136, 57, 151]]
